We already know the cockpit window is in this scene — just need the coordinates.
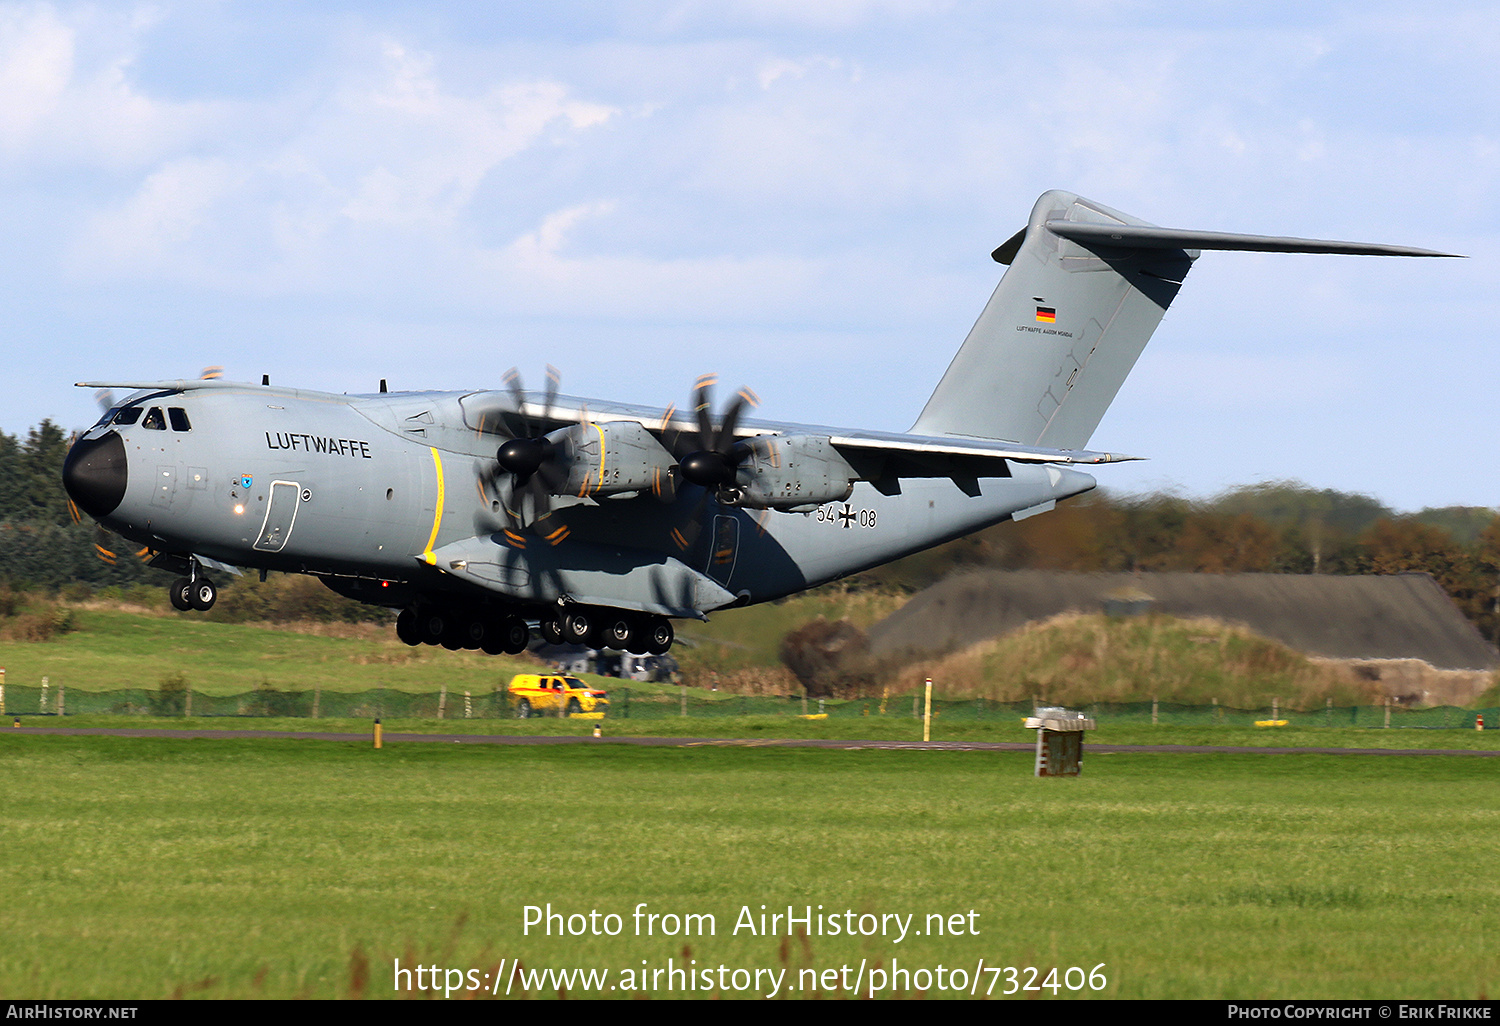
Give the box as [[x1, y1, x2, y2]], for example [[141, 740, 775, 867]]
[[93, 407, 119, 429], [142, 407, 166, 431], [168, 408, 191, 432], [112, 407, 143, 426]]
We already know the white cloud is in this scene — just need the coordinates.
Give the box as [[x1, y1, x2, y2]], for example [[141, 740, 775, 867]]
[[0, 3, 219, 168]]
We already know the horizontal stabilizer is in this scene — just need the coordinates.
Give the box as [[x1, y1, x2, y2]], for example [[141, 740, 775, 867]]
[[1044, 221, 1463, 259], [916, 189, 1459, 451]]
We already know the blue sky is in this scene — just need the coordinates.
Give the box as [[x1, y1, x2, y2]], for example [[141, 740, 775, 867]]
[[3, 1, 1496, 511]]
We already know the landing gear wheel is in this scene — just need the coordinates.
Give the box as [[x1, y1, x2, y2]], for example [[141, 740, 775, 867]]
[[189, 578, 217, 611], [541, 614, 564, 646], [502, 616, 530, 655], [169, 578, 192, 611], [647, 617, 674, 655], [461, 618, 487, 650], [563, 610, 594, 645], [395, 609, 421, 646], [420, 612, 447, 646], [516, 698, 532, 719], [440, 620, 464, 651], [604, 614, 634, 651], [480, 623, 507, 656]]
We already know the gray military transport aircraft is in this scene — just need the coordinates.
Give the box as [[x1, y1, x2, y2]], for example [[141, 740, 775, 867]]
[[60, 190, 1457, 656]]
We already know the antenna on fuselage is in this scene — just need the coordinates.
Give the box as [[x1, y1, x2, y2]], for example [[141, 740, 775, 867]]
[[262, 374, 270, 386], [379, 379, 387, 393]]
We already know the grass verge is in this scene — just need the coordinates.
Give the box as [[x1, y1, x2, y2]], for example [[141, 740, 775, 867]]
[[0, 733, 1495, 999]]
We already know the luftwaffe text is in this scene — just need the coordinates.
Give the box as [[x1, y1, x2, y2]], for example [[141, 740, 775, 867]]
[[265, 432, 372, 458]]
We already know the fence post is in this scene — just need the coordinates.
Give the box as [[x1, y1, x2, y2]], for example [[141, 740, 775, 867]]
[[40, 677, 48, 715], [438, 684, 447, 719], [1152, 695, 1158, 726], [1326, 697, 1332, 727], [1385, 697, 1391, 729], [58, 683, 64, 717]]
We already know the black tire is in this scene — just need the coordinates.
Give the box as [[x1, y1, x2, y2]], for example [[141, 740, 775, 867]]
[[461, 619, 487, 650], [566, 698, 581, 715], [189, 579, 217, 611], [541, 615, 564, 645], [421, 612, 446, 646], [605, 615, 633, 650], [647, 617, 674, 655], [516, 698, 532, 719], [503, 617, 530, 654], [563, 610, 593, 645], [623, 621, 650, 655], [395, 608, 421, 646], [169, 578, 192, 611]]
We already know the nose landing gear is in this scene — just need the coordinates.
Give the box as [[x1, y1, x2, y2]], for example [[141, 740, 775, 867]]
[[168, 560, 217, 612]]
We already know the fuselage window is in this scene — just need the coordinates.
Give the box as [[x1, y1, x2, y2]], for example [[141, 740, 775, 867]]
[[112, 407, 143, 426], [168, 408, 192, 432], [142, 407, 166, 431]]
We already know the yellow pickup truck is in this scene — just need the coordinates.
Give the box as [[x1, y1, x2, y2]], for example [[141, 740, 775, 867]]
[[507, 674, 610, 718]]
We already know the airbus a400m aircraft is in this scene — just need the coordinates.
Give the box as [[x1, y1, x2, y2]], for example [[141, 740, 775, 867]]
[[61, 191, 1456, 656]]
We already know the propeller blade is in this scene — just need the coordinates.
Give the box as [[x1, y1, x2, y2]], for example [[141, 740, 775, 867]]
[[715, 387, 758, 451], [670, 488, 714, 552], [693, 374, 716, 452]]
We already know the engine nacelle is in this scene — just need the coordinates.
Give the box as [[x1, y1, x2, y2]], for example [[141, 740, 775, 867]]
[[548, 420, 675, 498], [730, 435, 856, 510]]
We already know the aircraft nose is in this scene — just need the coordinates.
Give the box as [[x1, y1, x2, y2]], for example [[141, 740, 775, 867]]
[[63, 430, 128, 518]]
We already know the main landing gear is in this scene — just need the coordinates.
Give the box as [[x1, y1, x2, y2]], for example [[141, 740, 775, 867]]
[[395, 607, 531, 655], [168, 562, 217, 612], [395, 604, 676, 655], [544, 607, 673, 656]]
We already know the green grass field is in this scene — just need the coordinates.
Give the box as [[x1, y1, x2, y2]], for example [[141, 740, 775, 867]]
[[0, 731, 1495, 1000]]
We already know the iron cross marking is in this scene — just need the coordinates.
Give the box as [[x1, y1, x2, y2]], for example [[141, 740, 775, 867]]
[[837, 503, 857, 528]]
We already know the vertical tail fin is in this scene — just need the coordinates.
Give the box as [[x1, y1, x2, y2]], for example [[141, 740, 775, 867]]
[[912, 191, 1193, 449], [912, 190, 1456, 449]]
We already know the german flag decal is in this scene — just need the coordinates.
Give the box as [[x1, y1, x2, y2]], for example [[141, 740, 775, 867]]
[[1035, 306, 1056, 323]]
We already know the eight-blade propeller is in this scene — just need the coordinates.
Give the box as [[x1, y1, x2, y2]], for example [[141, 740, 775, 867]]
[[475, 366, 571, 540], [659, 374, 759, 549]]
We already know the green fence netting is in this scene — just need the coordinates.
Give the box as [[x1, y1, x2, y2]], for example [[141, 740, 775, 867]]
[[0, 682, 1494, 729]]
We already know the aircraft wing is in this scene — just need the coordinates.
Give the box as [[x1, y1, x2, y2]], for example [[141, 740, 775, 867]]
[[818, 429, 1138, 491], [825, 429, 1138, 465]]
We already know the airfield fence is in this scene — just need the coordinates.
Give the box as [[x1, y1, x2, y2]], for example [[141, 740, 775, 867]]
[[1, 682, 1495, 729]]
